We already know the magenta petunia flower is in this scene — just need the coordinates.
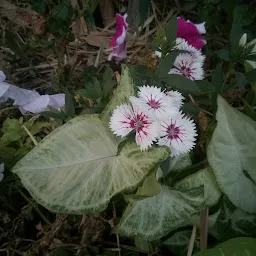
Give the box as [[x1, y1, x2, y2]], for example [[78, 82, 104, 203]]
[[177, 18, 206, 50], [108, 14, 128, 61]]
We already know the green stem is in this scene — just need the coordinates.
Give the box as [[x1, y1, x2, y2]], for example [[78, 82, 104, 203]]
[[15, 185, 51, 225]]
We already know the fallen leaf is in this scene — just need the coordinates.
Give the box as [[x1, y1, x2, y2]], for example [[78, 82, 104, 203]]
[[85, 34, 109, 47]]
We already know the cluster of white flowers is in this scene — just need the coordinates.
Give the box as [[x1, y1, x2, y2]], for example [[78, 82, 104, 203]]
[[110, 86, 197, 156], [168, 38, 205, 80]]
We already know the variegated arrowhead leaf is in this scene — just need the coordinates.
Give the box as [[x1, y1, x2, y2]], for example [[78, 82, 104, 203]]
[[207, 96, 256, 213], [117, 184, 205, 240], [12, 115, 170, 214], [174, 167, 221, 207]]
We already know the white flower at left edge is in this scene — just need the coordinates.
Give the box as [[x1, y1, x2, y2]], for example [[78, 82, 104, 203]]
[[168, 53, 204, 80], [0, 71, 65, 114], [130, 85, 179, 121], [109, 103, 159, 150], [157, 112, 197, 157]]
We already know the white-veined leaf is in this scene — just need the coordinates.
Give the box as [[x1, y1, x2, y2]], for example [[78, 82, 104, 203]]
[[12, 115, 170, 214]]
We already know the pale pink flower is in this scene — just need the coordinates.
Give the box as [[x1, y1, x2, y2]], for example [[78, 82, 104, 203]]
[[157, 112, 197, 156], [0, 71, 65, 114], [130, 85, 178, 121], [109, 103, 159, 150], [177, 17, 206, 50], [108, 14, 128, 61], [165, 90, 185, 109], [168, 53, 204, 80]]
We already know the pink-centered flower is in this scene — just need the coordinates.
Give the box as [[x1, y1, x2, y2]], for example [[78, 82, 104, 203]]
[[165, 90, 185, 109], [168, 53, 204, 80], [177, 18, 206, 50], [175, 38, 205, 63], [108, 13, 128, 61], [157, 112, 197, 156], [109, 103, 159, 150], [130, 85, 178, 121]]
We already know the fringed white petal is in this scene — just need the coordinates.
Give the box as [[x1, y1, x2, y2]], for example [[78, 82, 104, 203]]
[[157, 112, 197, 157]]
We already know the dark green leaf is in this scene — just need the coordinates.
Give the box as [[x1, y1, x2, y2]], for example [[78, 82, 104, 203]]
[[210, 197, 256, 241], [182, 103, 200, 116], [165, 15, 177, 43], [102, 66, 115, 98], [64, 89, 75, 118], [165, 75, 201, 94], [156, 51, 180, 78], [32, 0, 47, 14], [130, 65, 157, 85], [84, 9, 95, 25], [216, 49, 230, 62], [212, 64, 224, 93], [51, 1, 72, 22], [245, 69, 256, 83], [235, 72, 247, 88], [138, 0, 151, 25], [196, 80, 215, 93], [245, 54, 256, 62], [229, 8, 243, 53], [193, 237, 256, 256], [40, 111, 65, 120], [51, 248, 69, 256]]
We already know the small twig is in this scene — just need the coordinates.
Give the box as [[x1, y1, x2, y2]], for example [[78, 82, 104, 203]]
[[187, 225, 197, 256], [22, 125, 38, 146], [200, 208, 209, 250]]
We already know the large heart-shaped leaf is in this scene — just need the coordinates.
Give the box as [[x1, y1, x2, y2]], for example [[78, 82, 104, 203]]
[[207, 96, 256, 213], [117, 184, 205, 240], [174, 167, 221, 207], [193, 237, 256, 256], [12, 115, 170, 214]]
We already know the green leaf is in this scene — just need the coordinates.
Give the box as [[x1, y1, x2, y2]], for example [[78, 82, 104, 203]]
[[41, 111, 65, 120], [158, 153, 191, 180], [174, 167, 221, 207], [210, 196, 256, 241], [12, 115, 170, 214], [117, 185, 205, 240], [245, 69, 256, 83], [166, 75, 201, 94], [163, 229, 200, 256], [165, 15, 177, 43], [212, 64, 224, 93], [64, 89, 75, 118], [101, 65, 135, 125], [245, 54, 256, 62], [156, 51, 180, 78], [51, 0, 72, 22], [138, 0, 151, 25], [235, 72, 247, 88], [193, 237, 256, 256], [229, 7, 243, 53], [216, 49, 230, 62], [207, 96, 256, 213], [102, 66, 115, 99]]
